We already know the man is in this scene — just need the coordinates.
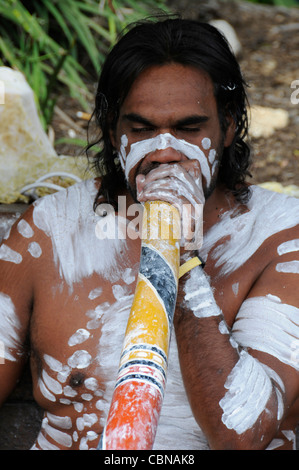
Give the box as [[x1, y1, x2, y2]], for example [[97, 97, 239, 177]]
[[0, 17, 298, 450]]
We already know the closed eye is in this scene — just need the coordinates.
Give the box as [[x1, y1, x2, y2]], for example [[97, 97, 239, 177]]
[[178, 127, 201, 132], [131, 127, 154, 133]]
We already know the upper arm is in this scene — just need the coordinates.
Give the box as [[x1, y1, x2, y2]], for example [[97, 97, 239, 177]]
[[232, 228, 299, 416], [0, 205, 37, 403]]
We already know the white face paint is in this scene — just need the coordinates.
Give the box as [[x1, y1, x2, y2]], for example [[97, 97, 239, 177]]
[[219, 350, 284, 435], [201, 137, 211, 150], [119, 132, 214, 186], [232, 294, 299, 371]]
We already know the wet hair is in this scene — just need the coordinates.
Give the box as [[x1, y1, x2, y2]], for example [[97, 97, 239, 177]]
[[88, 15, 251, 208]]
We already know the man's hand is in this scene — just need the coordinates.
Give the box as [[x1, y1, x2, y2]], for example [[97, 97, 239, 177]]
[[136, 161, 205, 249]]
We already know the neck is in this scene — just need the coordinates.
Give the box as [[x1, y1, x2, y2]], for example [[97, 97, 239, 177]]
[[203, 185, 239, 233]]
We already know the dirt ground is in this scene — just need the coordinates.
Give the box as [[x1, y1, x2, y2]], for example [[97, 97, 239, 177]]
[[52, 0, 299, 189]]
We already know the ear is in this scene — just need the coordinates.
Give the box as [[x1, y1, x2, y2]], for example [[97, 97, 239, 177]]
[[223, 112, 236, 148]]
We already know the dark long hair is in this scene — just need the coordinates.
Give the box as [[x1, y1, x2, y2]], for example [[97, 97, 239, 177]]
[[88, 15, 251, 208]]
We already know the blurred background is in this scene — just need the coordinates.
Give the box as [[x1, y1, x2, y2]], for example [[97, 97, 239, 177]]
[[0, 0, 298, 200]]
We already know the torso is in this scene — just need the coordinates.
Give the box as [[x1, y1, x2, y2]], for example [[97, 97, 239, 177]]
[[20, 179, 298, 450]]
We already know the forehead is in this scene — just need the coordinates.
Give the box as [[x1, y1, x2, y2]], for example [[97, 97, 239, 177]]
[[120, 63, 217, 119]]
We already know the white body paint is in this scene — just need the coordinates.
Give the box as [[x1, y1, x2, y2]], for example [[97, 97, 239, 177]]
[[28, 241, 42, 258], [17, 219, 34, 238], [96, 289, 209, 450], [0, 244, 22, 264], [119, 133, 213, 185], [25, 180, 298, 449], [219, 350, 284, 435], [232, 295, 299, 371], [0, 292, 22, 361], [68, 329, 90, 347], [200, 186, 299, 276], [183, 265, 222, 318], [32, 179, 128, 290], [277, 239, 299, 256], [276, 261, 299, 274], [29, 179, 208, 449]]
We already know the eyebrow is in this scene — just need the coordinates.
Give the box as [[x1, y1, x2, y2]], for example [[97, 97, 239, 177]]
[[121, 113, 209, 127]]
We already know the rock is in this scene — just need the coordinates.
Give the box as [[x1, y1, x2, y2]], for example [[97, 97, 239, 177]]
[[259, 182, 299, 198], [248, 105, 289, 139], [0, 67, 91, 204], [209, 19, 242, 56]]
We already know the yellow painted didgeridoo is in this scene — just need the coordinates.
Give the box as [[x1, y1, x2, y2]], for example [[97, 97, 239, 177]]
[[98, 201, 181, 450]]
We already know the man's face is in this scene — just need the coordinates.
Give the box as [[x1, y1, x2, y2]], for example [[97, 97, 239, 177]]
[[111, 63, 234, 200]]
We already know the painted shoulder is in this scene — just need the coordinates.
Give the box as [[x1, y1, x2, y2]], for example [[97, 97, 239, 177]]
[[32, 179, 127, 288], [32, 178, 98, 233], [202, 185, 299, 276], [248, 185, 299, 229]]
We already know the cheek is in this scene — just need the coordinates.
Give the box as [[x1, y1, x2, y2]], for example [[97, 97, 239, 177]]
[[198, 137, 220, 182], [118, 134, 129, 171]]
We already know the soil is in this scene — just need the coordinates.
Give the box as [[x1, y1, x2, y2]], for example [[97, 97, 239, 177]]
[[52, 0, 299, 188]]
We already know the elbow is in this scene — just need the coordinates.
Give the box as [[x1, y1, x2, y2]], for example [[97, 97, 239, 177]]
[[207, 426, 276, 451]]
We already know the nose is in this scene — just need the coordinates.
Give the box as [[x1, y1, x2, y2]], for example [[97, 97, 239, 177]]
[[147, 146, 185, 165], [145, 132, 187, 165]]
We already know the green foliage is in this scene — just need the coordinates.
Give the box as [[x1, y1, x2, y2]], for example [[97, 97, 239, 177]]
[[241, 0, 298, 7], [0, 0, 169, 128]]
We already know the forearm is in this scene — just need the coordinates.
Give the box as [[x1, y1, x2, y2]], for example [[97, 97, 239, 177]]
[[174, 262, 284, 450]]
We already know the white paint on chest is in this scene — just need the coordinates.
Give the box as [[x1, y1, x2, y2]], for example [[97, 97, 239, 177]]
[[68, 328, 90, 346], [32, 179, 128, 289], [67, 350, 92, 369], [96, 290, 209, 449], [88, 287, 103, 300]]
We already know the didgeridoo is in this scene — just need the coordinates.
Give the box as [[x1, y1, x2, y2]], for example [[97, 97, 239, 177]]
[[98, 201, 181, 449]]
